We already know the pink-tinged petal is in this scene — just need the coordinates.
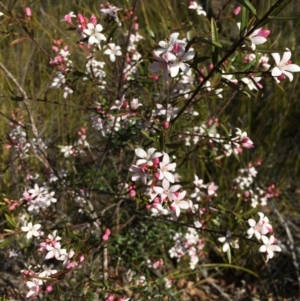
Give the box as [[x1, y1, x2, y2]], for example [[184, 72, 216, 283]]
[[282, 70, 293, 82], [281, 49, 291, 64], [271, 53, 281, 66], [284, 64, 300, 72], [271, 67, 282, 77], [162, 52, 176, 63], [258, 29, 270, 38], [170, 32, 180, 44], [169, 184, 181, 193]]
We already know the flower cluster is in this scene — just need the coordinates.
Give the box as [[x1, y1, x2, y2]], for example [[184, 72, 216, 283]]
[[169, 227, 205, 269], [149, 32, 195, 82], [247, 212, 281, 262], [129, 148, 194, 217]]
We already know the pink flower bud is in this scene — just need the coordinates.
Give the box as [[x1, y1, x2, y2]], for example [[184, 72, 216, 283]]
[[25, 7, 32, 17], [233, 6, 241, 15], [77, 14, 85, 24], [46, 285, 53, 293], [134, 23, 139, 31], [164, 121, 170, 129], [129, 190, 136, 197], [90, 15, 97, 25]]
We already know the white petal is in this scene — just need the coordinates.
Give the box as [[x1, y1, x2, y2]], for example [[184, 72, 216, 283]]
[[271, 67, 282, 77], [281, 49, 291, 64], [271, 53, 281, 66], [282, 70, 293, 82], [135, 148, 147, 158]]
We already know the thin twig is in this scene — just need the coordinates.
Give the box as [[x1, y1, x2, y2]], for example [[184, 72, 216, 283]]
[[0, 62, 51, 169]]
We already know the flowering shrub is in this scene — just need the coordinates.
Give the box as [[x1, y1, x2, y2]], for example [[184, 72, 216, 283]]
[[0, 0, 300, 300]]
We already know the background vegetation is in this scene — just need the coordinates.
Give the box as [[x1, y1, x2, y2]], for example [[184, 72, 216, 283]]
[[0, 0, 300, 300]]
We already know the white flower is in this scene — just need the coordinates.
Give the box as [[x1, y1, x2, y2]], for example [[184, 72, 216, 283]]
[[188, 1, 207, 16], [158, 153, 177, 183], [153, 178, 181, 201], [83, 23, 106, 46], [247, 212, 273, 240], [129, 165, 148, 184], [170, 190, 190, 217], [104, 43, 122, 62], [259, 235, 281, 262], [61, 145, 74, 157], [45, 242, 67, 260], [26, 279, 41, 298], [271, 49, 300, 81], [135, 147, 162, 166], [21, 222, 41, 239], [218, 230, 239, 252]]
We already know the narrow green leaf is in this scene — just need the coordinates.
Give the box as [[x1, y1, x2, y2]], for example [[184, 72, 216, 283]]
[[165, 141, 185, 149], [141, 130, 156, 142], [193, 56, 210, 65], [270, 0, 292, 17], [240, 5, 249, 33], [197, 37, 222, 49], [5, 213, 16, 228], [255, 47, 289, 53], [146, 27, 155, 38], [211, 18, 219, 65], [237, 0, 257, 16], [268, 15, 300, 20]]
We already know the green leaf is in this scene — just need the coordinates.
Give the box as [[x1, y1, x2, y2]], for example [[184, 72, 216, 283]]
[[241, 207, 257, 217], [146, 27, 155, 38], [198, 37, 222, 49], [270, 0, 292, 17], [240, 5, 249, 33], [10, 96, 24, 102], [141, 130, 156, 142], [193, 55, 210, 65], [268, 15, 300, 20], [165, 141, 185, 149], [0, 236, 15, 248], [255, 47, 289, 53], [237, 0, 257, 16], [211, 18, 219, 65], [5, 213, 16, 228]]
